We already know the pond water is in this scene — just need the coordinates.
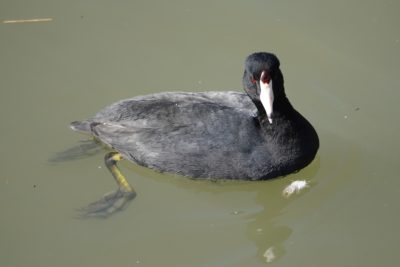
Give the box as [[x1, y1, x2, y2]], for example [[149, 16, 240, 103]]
[[1, 0, 399, 266]]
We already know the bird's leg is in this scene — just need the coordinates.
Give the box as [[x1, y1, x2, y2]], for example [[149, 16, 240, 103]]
[[78, 152, 136, 218]]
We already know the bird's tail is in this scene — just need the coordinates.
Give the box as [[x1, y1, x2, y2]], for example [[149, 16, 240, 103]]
[[70, 120, 92, 134]]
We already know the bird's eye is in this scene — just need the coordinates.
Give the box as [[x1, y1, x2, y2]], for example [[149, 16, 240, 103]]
[[250, 76, 257, 84]]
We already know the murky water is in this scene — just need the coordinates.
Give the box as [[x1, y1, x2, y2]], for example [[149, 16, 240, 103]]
[[1, 0, 399, 266]]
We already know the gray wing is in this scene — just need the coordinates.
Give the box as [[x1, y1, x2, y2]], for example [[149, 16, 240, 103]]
[[92, 91, 255, 123], [74, 92, 271, 179]]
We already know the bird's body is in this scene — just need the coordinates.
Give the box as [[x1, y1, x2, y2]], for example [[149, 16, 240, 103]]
[[72, 91, 317, 180], [70, 52, 319, 216]]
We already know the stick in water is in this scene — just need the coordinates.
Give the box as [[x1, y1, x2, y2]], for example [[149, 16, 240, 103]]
[[3, 18, 53, 24]]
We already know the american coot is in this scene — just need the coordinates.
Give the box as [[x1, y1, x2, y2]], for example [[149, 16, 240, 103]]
[[71, 52, 319, 217]]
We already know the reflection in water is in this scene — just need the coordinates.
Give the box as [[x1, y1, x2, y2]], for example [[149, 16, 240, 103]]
[[244, 159, 319, 263], [122, 154, 321, 263], [49, 139, 103, 163], [51, 105, 359, 264], [263, 247, 275, 263]]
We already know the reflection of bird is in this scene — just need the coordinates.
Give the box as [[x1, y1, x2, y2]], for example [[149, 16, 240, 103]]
[[71, 52, 319, 217]]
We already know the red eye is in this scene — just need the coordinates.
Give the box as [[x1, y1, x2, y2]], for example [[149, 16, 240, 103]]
[[250, 76, 257, 84]]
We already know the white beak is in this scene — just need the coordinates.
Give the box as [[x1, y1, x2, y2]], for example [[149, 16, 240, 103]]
[[259, 74, 274, 124]]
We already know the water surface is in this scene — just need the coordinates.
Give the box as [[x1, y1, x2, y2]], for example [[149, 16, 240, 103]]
[[1, 0, 399, 266]]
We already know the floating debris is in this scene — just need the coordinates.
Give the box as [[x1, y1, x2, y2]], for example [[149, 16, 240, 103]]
[[263, 247, 275, 263], [231, 210, 241, 215], [3, 18, 53, 24], [282, 180, 309, 197]]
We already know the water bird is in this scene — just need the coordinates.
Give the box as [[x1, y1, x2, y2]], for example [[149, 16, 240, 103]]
[[71, 52, 319, 216]]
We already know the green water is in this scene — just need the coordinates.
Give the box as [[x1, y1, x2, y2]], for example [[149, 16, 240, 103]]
[[1, 0, 399, 266]]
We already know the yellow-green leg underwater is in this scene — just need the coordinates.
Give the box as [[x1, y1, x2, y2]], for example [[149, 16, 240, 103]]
[[79, 152, 136, 218]]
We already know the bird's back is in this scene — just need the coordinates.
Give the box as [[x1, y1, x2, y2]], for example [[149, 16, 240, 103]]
[[71, 92, 273, 179]]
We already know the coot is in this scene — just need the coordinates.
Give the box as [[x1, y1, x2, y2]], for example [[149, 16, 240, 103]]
[[71, 52, 319, 216]]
